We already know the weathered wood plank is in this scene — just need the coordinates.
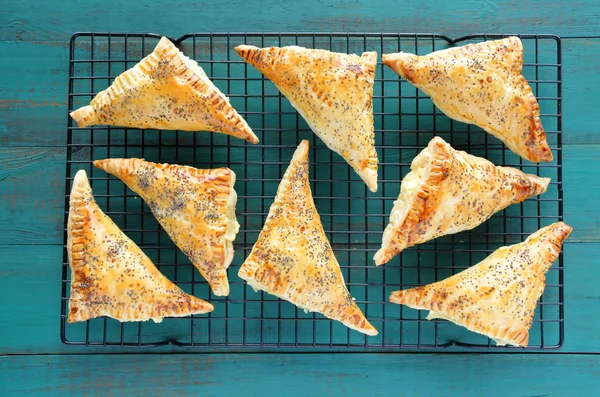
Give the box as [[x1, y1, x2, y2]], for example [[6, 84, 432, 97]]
[[0, 38, 597, 147], [0, 41, 68, 147], [0, 144, 595, 246], [562, 38, 600, 145], [2, 0, 600, 41], [0, 147, 65, 244], [563, 145, 600, 242], [0, 242, 596, 354], [1, 354, 599, 396]]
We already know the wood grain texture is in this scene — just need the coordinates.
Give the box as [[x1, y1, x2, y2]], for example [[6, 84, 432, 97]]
[[563, 145, 600, 242], [0, 41, 68, 146], [2, 354, 600, 396], [0, 144, 595, 246], [0, 5, 598, 391], [0, 38, 598, 147], [0, 147, 65, 244], [1, 0, 600, 41], [562, 38, 600, 145], [0, 243, 596, 354]]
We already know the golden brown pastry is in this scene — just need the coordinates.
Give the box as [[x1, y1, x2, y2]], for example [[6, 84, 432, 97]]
[[70, 37, 258, 144], [374, 136, 550, 265], [94, 158, 239, 297], [235, 45, 379, 192], [390, 222, 572, 347], [238, 140, 378, 335], [67, 170, 213, 323], [382, 37, 552, 163]]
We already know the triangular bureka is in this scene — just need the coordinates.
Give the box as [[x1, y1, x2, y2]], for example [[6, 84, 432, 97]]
[[67, 170, 213, 323], [374, 136, 550, 265], [390, 222, 572, 347], [94, 158, 240, 297], [70, 37, 258, 144], [238, 141, 378, 336], [382, 37, 552, 163], [235, 45, 379, 192]]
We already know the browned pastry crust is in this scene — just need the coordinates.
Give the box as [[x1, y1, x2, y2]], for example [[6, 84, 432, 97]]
[[94, 158, 239, 296], [374, 136, 550, 265], [67, 170, 213, 323], [235, 45, 379, 192], [70, 37, 258, 143], [382, 37, 552, 163], [389, 222, 572, 347], [238, 140, 378, 335]]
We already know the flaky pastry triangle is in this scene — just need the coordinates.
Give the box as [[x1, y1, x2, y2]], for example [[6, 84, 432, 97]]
[[382, 37, 552, 163], [94, 158, 239, 296], [70, 37, 258, 143], [389, 222, 572, 347], [235, 45, 379, 192], [238, 140, 378, 335], [374, 136, 550, 265], [67, 170, 213, 323]]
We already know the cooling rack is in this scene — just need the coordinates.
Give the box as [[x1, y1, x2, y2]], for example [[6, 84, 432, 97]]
[[62, 32, 563, 350]]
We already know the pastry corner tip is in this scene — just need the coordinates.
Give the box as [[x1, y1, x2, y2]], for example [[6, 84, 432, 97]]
[[363, 174, 378, 193], [73, 169, 89, 185], [388, 291, 403, 304], [553, 221, 573, 239], [92, 158, 131, 175], [428, 135, 449, 149], [70, 170, 93, 204], [158, 36, 171, 45], [235, 44, 258, 59], [531, 221, 573, 248], [362, 324, 379, 336], [343, 307, 379, 336], [423, 136, 451, 158], [529, 146, 553, 164], [92, 159, 105, 169], [191, 301, 214, 315], [70, 105, 96, 128], [293, 140, 310, 158], [381, 51, 414, 64], [507, 35, 523, 47], [381, 52, 395, 64], [373, 248, 392, 266], [204, 301, 215, 313], [189, 296, 215, 314], [561, 222, 574, 235], [155, 36, 177, 52], [496, 328, 529, 348], [209, 283, 230, 298], [361, 51, 378, 66], [539, 176, 552, 191], [380, 55, 394, 68], [237, 262, 252, 281], [246, 133, 260, 144]]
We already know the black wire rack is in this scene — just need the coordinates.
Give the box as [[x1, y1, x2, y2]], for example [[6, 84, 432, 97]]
[[62, 32, 563, 350]]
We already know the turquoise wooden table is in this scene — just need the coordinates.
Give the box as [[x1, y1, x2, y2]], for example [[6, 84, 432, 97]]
[[2, 1, 600, 395]]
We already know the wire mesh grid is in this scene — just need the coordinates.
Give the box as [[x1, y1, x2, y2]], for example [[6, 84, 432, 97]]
[[62, 32, 563, 350]]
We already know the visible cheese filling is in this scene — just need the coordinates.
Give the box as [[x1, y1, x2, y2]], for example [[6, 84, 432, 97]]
[[389, 167, 425, 224], [224, 172, 240, 269], [382, 147, 433, 247]]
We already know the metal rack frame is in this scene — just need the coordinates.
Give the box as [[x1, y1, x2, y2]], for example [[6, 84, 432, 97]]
[[62, 32, 563, 350]]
